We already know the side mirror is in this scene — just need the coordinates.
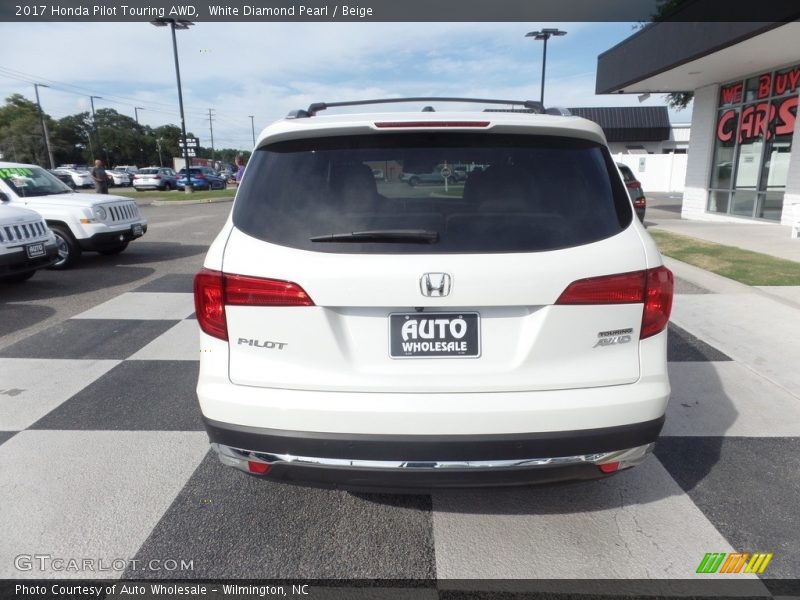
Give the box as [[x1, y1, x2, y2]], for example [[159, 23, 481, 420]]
[[0, 192, 9, 202]]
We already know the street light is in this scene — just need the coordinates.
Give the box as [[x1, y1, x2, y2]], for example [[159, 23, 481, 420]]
[[134, 106, 144, 124], [33, 83, 54, 169], [525, 28, 567, 106], [248, 115, 256, 147], [152, 17, 194, 193]]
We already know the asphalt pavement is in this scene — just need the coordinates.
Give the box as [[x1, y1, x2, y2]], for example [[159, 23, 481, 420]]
[[1, 201, 798, 591]]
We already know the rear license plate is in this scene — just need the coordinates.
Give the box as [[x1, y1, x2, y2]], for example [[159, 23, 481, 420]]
[[26, 243, 45, 258], [131, 224, 143, 237], [389, 312, 480, 358]]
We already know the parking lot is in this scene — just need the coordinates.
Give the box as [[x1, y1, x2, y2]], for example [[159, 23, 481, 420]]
[[1, 200, 798, 587]]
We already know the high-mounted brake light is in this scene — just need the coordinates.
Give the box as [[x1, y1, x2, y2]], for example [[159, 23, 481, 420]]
[[556, 266, 673, 339], [193, 268, 315, 341], [374, 121, 491, 128]]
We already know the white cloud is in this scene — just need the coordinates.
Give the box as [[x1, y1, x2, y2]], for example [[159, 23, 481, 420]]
[[0, 21, 690, 151]]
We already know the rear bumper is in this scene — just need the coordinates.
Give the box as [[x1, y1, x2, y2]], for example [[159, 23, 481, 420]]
[[205, 417, 663, 490]]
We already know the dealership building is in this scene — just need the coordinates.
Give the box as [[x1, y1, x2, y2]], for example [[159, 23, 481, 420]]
[[597, 20, 800, 225]]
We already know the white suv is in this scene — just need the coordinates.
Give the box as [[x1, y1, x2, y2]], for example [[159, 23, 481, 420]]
[[0, 204, 58, 282], [194, 98, 673, 490], [0, 162, 147, 269]]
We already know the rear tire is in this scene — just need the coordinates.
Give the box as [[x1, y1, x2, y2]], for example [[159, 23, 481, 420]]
[[409, 176, 419, 187], [48, 225, 82, 270], [163, 182, 173, 191], [98, 242, 129, 256]]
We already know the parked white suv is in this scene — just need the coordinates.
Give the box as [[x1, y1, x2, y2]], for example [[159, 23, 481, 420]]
[[0, 162, 147, 269], [194, 98, 673, 490], [0, 204, 58, 282]]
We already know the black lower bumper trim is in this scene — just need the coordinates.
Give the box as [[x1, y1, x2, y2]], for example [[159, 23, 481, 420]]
[[203, 416, 665, 462], [0, 244, 59, 274], [78, 223, 148, 251]]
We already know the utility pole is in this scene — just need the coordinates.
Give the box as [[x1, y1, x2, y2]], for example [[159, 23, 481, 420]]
[[156, 138, 163, 167], [248, 115, 255, 147], [89, 95, 108, 164], [207, 108, 216, 163], [33, 83, 54, 169], [134, 107, 144, 166]]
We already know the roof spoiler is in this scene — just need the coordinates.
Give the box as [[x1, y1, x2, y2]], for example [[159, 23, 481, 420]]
[[286, 97, 545, 118]]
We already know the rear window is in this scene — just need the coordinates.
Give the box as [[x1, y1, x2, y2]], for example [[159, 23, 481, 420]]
[[618, 164, 637, 183], [233, 133, 632, 254]]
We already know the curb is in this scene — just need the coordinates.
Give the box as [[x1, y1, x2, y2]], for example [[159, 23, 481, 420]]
[[150, 196, 234, 207], [664, 256, 800, 310]]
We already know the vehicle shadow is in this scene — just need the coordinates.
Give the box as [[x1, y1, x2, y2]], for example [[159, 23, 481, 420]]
[[0, 264, 155, 303]]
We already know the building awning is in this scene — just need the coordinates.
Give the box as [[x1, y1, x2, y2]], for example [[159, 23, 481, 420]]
[[596, 20, 800, 95], [567, 106, 671, 142]]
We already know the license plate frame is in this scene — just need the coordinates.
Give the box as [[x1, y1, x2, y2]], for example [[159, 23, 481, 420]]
[[389, 312, 480, 359], [25, 243, 45, 258]]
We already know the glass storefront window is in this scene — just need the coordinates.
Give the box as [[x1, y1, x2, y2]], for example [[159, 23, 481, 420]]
[[708, 63, 798, 220], [730, 190, 757, 217]]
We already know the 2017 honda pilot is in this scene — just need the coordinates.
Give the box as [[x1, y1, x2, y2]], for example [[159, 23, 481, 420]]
[[194, 98, 673, 490]]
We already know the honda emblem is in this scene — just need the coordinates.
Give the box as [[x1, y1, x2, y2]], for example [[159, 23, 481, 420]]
[[420, 273, 451, 297]]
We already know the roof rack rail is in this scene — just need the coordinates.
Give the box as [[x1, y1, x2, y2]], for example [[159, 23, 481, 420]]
[[286, 97, 544, 118]]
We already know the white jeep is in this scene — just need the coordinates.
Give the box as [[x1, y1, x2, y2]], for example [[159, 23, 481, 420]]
[[0, 162, 148, 269], [0, 203, 58, 282]]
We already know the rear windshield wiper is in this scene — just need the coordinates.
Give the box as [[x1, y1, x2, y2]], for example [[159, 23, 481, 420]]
[[310, 229, 439, 244]]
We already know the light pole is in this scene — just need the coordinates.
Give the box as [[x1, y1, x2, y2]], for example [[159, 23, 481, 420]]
[[33, 83, 54, 169], [134, 106, 144, 124], [248, 115, 255, 147], [151, 17, 194, 193], [525, 28, 567, 106]]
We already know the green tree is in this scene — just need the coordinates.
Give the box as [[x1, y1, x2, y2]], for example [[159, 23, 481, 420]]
[[0, 94, 54, 166], [637, 0, 694, 110]]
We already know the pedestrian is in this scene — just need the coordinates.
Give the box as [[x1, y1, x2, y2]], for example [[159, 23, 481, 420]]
[[91, 159, 109, 194], [234, 156, 245, 185]]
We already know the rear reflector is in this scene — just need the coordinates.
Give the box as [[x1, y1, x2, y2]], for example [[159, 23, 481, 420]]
[[247, 461, 271, 474], [374, 121, 490, 128], [598, 462, 620, 474], [193, 268, 315, 341], [556, 266, 673, 339]]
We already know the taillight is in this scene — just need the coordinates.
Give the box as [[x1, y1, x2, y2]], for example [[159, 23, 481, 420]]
[[153, 175, 161, 180], [555, 271, 646, 305], [633, 196, 646, 207], [556, 266, 673, 339], [225, 273, 315, 307], [193, 268, 315, 341], [194, 269, 227, 340], [624, 180, 641, 189]]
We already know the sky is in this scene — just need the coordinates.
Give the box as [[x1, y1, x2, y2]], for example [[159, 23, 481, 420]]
[[0, 22, 693, 152]]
